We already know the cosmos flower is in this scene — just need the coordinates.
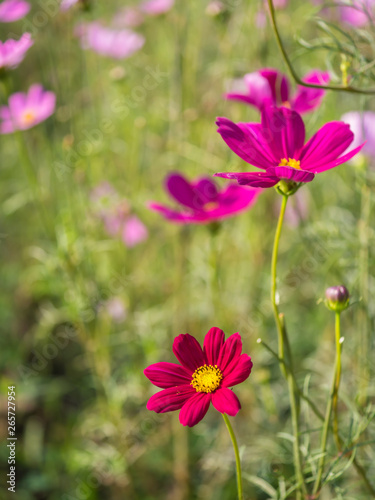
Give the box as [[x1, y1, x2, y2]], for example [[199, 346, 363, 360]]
[[140, 0, 174, 15], [60, 0, 79, 11], [214, 106, 364, 189], [145, 327, 253, 427], [0, 0, 30, 22], [0, 84, 56, 134], [149, 173, 261, 224], [226, 68, 330, 115], [341, 111, 375, 159], [313, 0, 375, 27], [77, 22, 145, 59], [112, 7, 144, 28], [0, 33, 33, 70], [91, 182, 148, 247]]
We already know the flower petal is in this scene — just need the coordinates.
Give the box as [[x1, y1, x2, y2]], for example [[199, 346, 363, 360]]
[[212, 388, 241, 416], [144, 362, 192, 388], [192, 177, 218, 203], [292, 70, 330, 114], [226, 71, 274, 109], [299, 121, 354, 171], [217, 332, 242, 376], [146, 385, 196, 413], [166, 173, 204, 210], [222, 354, 253, 387], [266, 166, 315, 183], [203, 327, 225, 365], [173, 333, 206, 372], [214, 171, 279, 188], [259, 68, 290, 104], [179, 392, 211, 426], [216, 117, 275, 169], [261, 106, 305, 160]]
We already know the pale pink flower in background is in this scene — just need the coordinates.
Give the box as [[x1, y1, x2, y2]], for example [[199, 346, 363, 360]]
[[77, 22, 145, 59], [140, 0, 174, 15], [122, 215, 148, 247], [313, 0, 375, 27], [100, 297, 127, 323], [341, 111, 375, 160], [205, 1, 225, 16], [60, 0, 79, 11], [0, 84, 56, 134], [91, 182, 148, 248], [0, 33, 33, 70], [112, 7, 144, 28], [0, 0, 30, 22]]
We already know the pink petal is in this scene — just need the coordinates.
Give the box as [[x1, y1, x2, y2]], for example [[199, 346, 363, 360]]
[[192, 177, 218, 203], [147, 385, 195, 413], [259, 68, 290, 104], [292, 70, 330, 114], [166, 173, 204, 210], [222, 354, 253, 387], [214, 171, 279, 188], [172, 334, 206, 372], [179, 392, 211, 426], [203, 327, 225, 365], [144, 362, 192, 388], [265, 166, 315, 183], [217, 333, 242, 376], [212, 388, 241, 416]]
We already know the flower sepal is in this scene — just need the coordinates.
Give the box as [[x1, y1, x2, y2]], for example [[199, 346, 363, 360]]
[[275, 180, 300, 197]]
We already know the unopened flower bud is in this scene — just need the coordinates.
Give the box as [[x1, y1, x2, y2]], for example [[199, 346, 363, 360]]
[[325, 285, 350, 312]]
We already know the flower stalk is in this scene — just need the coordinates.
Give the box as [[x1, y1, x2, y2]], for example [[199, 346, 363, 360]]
[[222, 413, 243, 500]]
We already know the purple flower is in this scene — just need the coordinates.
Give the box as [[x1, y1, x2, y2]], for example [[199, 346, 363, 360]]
[[0, 33, 33, 70], [341, 111, 375, 159], [77, 22, 145, 59], [0, 84, 56, 134], [0, 0, 30, 22], [214, 106, 364, 189], [149, 173, 262, 224], [140, 0, 174, 15], [145, 327, 253, 427], [226, 68, 330, 115]]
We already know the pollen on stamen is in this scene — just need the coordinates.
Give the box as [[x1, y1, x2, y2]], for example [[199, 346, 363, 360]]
[[191, 363, 223, 393], [278, 157, 301, 169]]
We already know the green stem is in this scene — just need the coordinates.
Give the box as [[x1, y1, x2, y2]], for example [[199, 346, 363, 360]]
[[271, 194, 288, 376], [271, 194, 307, 497], [222, 414, 243, 500], [313, 314, 342, 497], [333, 312, 342, 450], [266, 0, 375, 95]]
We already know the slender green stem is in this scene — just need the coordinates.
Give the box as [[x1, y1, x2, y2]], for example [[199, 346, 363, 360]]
[[313, 313, 342, 497], [271, 194, 307, 497], [222, 414, 243, 500], [266, 0, 375, 95], [271, 194, 288, 376], [333, 312, 342, 450]]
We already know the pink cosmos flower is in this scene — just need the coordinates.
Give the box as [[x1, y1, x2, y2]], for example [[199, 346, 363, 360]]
[[91, 182, 148, 247], [149, 173, 262, 224], [0, 33, 33, 70], [112, 7, 144, 28], [214, 106, 364, 188], [145, 327, 253, 427], [0, 0, 30, 22], [77, 22, 145, 59], [140, 0, 174, 15], [313, 0, 375, 27], [341, 111, 375, 158], [0, 84, 56, 134], [226, 68, 330, 115]]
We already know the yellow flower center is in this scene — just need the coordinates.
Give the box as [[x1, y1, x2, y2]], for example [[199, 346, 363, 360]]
[[22, 111, 36, 126], [278, 157, 301, 169], [203, 201, 219, 212], [191, 364, 223, 393]]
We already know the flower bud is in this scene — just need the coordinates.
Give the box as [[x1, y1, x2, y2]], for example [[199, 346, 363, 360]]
[[325, 285, 350, 312]]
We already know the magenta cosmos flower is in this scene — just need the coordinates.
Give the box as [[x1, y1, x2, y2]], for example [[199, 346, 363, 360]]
[[0, 84, 56, 134], [149, 173, 261, 224], [226, 68, 330, 115], [0, 33, 33, 70], [214, 106, 364, 188], [145, 327, 253, 427], [77, 22, 145, 59], [0, 0, 30, 22]]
